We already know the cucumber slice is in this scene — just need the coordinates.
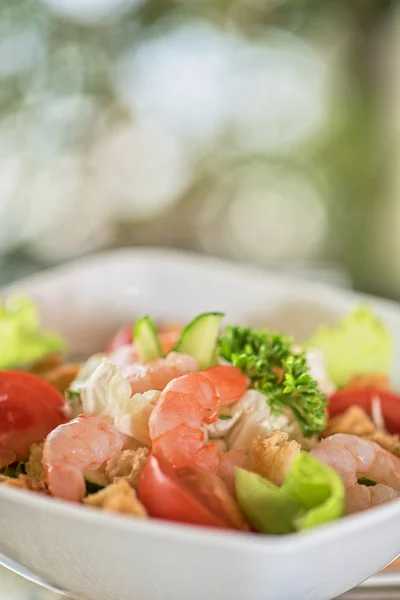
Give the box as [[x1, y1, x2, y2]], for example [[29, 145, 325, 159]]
[[174, 312, 224, 369], [134, 316, 164, 361]]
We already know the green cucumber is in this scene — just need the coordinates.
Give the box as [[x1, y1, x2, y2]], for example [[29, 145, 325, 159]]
[[174, 312, 224, 369], [134, 316, 164, 361]]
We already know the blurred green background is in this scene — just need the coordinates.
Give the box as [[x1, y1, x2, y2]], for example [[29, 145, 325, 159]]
[[0, 0, 398, 299]]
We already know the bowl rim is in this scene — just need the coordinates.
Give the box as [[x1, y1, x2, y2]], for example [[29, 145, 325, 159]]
[[1, 482, 400, 555]]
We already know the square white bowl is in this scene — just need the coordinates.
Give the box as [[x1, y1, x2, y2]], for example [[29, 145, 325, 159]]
[[0, 248, 399, 600]]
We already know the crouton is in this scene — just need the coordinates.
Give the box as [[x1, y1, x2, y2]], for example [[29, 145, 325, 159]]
[[0, 474, 48, 494], [323, 406, 375, 438], [105, 448, 149, 490], [250, 431, 301, 486], [347, 373, 389, 390], [365, 431, 400, 458], [29, 353, 63, 374], [25, 443, 46, 484], [84, 480, 147, 517], [42, 363, 81, 394], [323, 406, 400, 457]]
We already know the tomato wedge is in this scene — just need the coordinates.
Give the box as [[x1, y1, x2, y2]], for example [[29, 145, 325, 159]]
[[328, 387, 400, 434], [0, 371, 68, 466], [138, 453, 249, 531]]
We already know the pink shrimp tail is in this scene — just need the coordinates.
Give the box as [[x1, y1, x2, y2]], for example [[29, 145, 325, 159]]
[[152, 423, 220, 472], [202, 365, 249, 406], [43, 415, 125, 503], [46, 465, 86, 502]]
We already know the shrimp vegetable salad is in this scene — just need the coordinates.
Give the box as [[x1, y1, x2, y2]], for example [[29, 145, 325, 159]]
[[0, 296, 399, 535]]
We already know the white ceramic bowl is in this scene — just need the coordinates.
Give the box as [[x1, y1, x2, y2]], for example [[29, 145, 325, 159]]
[[0, 248, 399, 600]]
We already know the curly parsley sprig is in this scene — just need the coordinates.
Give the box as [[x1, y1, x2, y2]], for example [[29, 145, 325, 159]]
[[219, 326, 327, 438]]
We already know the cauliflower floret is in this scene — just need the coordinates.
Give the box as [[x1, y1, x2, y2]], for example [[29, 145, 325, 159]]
[[250, 431, 301, 486], [105, 448, 149, 489], [70, 354, 108, 390], [25, 442, 45, 484], [282, 409, 319, 451], [216, 390, 289, 454], [114, 390, 160, 446], [70, 358, 160, 445], [78, 359, 132, 417], [84, 480, 147, 517]]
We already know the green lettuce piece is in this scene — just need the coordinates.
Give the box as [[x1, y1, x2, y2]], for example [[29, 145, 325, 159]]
[[308, 305, 392, 387], [235, 452, 345, 535], [0, 295, 65, 369], [282, 453, 345, 531], [235, 468, 300, 534]]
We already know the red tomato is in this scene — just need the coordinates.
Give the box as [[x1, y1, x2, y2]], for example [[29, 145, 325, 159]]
[[328, 387, 400, 434], [138, 453, 248, 531], [0, 371, 68, 466]]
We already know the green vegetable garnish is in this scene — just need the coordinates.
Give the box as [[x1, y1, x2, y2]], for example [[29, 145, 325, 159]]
[[134, 315, 164, 361], [0, 295, 65, 369], [1, 462, 26, 479], [85, 480, 106, 495], [235, 468, 300, 534], [219, 326, 327, 437], [174, 312, 224, 370], [357, 477, 376, 487], [282, 453, 345, 531], [235, 453, 345, 535], [308, 305, 392, 388], [219, 414, 232, 420]]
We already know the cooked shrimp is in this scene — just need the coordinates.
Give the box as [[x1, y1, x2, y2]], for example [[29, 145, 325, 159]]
[[43, 415, 126, 502], [121, 352, 199, 395], [202, 365, 249, 406], [311, 433, 400, 514], [149, 366, 249, 480]]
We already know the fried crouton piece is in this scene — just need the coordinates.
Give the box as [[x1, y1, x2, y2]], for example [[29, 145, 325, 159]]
[[365, 431, 400, 458], [0, 474, 48, 494], [42, 363, 81, 394], [323, 406, 400, 457], [323, 406, 375, 438], [250, 431, 301, 486], [84, 480, 147, 517], [25, 443, 46, 484], [29, 354, 63, 374], [105, 448, 149, 490], [347, 373, 389, 390]]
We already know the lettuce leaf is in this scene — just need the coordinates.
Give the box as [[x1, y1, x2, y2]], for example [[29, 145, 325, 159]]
[[0, 295, 65, 369], [281, 453, 345, 531], [235, 452, 345, 535], [235, 468, 300, 534], [308, 305, 392, 388]]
